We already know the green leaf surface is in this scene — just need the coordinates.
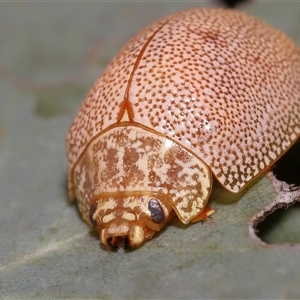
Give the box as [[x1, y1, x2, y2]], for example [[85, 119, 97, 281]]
[[0, 2, 299, 299]]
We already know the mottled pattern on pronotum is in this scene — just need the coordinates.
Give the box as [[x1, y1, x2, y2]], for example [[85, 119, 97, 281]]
[[67, 8, 300, 249]]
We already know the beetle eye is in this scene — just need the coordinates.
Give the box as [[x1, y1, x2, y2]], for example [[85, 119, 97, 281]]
[[148, 198, 165, 223], [89, 202, 98, 227]]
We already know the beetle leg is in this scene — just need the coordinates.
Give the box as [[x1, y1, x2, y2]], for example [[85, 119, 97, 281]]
[[190, 206, 214, 223]]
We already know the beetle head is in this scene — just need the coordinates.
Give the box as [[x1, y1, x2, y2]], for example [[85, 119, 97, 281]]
[[89, 195, 174, 250]]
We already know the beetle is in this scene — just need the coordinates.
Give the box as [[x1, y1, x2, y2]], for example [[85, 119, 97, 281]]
[[66, 7, 300, 250]]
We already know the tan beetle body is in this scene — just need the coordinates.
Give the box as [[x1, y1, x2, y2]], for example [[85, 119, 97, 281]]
[[67, 8, 300, 249]]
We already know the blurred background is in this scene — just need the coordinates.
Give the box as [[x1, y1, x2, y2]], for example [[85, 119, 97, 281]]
[[0, 1, 300, 299]]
